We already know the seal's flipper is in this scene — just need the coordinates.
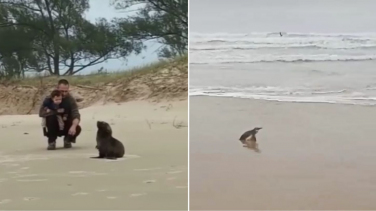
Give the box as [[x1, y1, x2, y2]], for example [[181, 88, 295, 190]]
[[90, 154, 106, 159], [90, 156, 104, 159], [90, 153, 105, 159]]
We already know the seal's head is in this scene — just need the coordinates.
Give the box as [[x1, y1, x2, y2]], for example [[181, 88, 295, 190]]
[[97, 121, 112, 136], [252, 127, 262, 135]]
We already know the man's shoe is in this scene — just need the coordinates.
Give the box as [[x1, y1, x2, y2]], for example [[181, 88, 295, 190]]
[[47, 142, 56, 150], [63, 137, 72, 148], [64, 135, 76, 143], [64, 141, 72, 148]]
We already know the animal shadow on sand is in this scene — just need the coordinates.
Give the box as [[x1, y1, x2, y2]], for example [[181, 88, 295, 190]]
[[91, 121, 125, 160]]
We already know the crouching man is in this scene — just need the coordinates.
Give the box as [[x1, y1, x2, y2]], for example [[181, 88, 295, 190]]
[[39, 79, 82, 150]]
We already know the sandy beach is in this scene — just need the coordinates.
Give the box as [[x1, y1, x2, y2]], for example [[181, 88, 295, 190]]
[[0, 100, 188, 210], [190, 96, 376, 210]]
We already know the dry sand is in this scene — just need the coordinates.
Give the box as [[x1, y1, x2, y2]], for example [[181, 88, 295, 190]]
[[190, 96, 376, 210], [0, 100, 188, 210]]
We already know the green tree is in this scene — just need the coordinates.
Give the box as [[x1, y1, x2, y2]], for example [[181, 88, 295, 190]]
[[0, 0, 143, 76], [112, 0, 187, 58], [0, 4, 43, 78]]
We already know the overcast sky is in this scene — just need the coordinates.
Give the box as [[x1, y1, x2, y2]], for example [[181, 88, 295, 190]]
[[189, 0, 376, 33]]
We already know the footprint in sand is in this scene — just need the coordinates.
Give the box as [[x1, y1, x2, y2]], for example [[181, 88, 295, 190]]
[[175, 186, 188, 189], [130, 193, 146, 197], [68, 171, 107, 177], [0, 199, 11, 204], [167, 170, 183, 174], [13, 174, 38, 179], [20, 167, 30, 170], [4, 163, 20, 167], [166, 177, 176, 180], [23, 197, 39, 201], [72, 192, 89, 196], [106, 196, 117, 199], [70, 175, 87, 178], [134, 167, 162, 171], [17, 179, 47, 182], [143, 180, 156, 184], [96, 189, 107, 192], [69, 171, 86, 174]]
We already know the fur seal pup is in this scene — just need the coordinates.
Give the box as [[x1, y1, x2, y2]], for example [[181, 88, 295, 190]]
[[239, 127, 262, 151], [91, 121, 125, 160]]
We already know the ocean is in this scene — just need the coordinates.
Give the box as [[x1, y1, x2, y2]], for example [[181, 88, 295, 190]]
[[189, 0, 376, 105]]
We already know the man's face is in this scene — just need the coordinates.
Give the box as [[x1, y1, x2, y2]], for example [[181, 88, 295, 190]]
[[57, 84, 69, 98], [52, 95, 62, 105]]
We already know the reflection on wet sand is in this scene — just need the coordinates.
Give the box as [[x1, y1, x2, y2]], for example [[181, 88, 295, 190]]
[[243, 134, 261, 153]]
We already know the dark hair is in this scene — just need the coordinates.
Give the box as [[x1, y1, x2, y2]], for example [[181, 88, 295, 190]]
[[58, 79, 69, 86], [50, 90, 62, 98]]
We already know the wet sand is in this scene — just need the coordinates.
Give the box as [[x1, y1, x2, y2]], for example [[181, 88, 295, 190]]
[[190, 96, 376, 210], [0, 100, 188, 210]]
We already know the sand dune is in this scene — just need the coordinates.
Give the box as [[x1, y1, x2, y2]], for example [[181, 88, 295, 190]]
[[0, 100, 188, 210]]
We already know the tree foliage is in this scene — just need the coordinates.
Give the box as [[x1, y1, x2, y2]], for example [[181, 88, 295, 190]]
[[0, 0, 143, 77], [0, 0, 186, 79], [0, 3, 42, 78], [111, 0, 187, 58]]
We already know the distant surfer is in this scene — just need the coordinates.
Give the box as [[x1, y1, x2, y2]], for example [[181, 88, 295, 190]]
[[279, 32, 283, 37]]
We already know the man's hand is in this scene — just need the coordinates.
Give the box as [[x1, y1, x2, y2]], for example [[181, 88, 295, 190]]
[[68, 118, 80, 136], [68, 125, 77, 136], [57, 108, 65, 113], [44, 107, 51, 113]]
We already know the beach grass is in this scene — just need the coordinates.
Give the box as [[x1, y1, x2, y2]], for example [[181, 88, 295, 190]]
[[0, 55, 187, 87]]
